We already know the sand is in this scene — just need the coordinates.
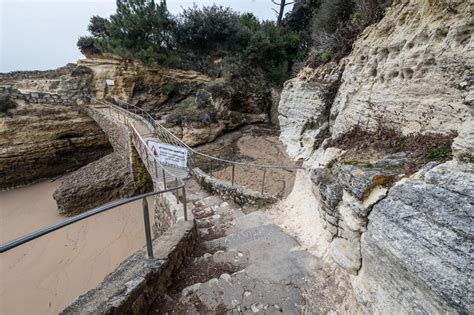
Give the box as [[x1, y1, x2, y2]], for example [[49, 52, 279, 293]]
[[0, 179, 153, 314], [214, 129, 297, 197]]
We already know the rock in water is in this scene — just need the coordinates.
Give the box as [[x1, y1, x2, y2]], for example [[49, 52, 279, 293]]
[[53, 153, 135, 216]]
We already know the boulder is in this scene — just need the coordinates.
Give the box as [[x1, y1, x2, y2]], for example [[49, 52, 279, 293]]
[[53, 153, 135, 216]]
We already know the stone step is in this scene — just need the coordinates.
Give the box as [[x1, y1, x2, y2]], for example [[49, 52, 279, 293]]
[[176, 269, 303, 314], [225, 210, 272, 235]]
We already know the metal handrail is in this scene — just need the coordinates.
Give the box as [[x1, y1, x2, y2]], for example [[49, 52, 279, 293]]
[[109, 99, 302, 171], [0, 185, 186, 255], [1, 114, 189, 256]]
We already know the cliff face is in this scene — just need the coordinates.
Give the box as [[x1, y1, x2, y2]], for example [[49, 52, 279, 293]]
[[278, 0, 473, 313], [78, 57, 267, 146], [0, 100, 112, 189]]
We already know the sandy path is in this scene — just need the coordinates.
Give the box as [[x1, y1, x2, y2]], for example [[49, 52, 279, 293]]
[[0, 180, 153, 314]]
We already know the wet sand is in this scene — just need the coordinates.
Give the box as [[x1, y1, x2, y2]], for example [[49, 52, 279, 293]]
[[214, 128, 297, 197], [0, 179, 152, 314]]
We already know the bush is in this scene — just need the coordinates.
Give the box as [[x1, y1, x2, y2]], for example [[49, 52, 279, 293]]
[[88, 15, 109, 37], [306, 0, 392, 67], [0, 96, 17, 114], [245, 21, 302, 84], [174, 5, 250, 51], [77, 36, 100, 55], [80, 2, 302, 85]]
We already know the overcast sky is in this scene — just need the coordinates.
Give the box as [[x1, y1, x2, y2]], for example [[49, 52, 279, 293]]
[[0, 0, 290, 72]]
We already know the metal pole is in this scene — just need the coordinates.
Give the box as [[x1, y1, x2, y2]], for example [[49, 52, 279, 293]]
[[175, 178, 179, 204], [231, 164, 235, 186], [162, 169, 167, 189], [182, 187, 188, 221], [261, 168, 267, 195], [142, 198, 154, 259]]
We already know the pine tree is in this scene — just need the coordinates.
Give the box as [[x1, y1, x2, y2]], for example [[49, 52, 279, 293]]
[[95, 0, 173, 62]]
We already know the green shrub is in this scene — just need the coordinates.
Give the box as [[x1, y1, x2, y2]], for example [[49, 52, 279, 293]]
[[320, 48, 333, 61], [76, 36, 100, 55], [427, 145, 451, 161], [0, 96, 17, 114], [80, 2, 302, 86], [174, 5, 250, 51], [306, 0, 392, 67], [88, 15, 110, 37]]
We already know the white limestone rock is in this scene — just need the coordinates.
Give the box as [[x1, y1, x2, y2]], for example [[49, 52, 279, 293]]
[[278, 63, 341, 160], [330, 0, 472, 138]]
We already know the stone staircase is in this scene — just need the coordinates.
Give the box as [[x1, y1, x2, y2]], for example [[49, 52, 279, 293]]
[[149, 178, 318, 314]]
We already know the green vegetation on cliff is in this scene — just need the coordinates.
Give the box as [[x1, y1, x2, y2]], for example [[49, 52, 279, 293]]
[[78, 0, 303, 85]]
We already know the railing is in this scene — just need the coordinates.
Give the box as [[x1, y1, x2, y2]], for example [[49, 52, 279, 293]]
[[0, 115, 188, 257], [108, 99, 302, 195]]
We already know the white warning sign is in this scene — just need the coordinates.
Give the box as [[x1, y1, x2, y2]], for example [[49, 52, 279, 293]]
[[147, 140, 188, 169]]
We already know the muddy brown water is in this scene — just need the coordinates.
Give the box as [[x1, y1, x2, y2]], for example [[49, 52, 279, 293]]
[[0, 179, 153, 314], [0, 126, 296, 314]]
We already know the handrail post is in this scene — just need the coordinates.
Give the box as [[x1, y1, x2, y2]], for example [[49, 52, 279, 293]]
[[231, 164, 235, 186], [162, 169, 167, 189], [175, 178, 179, 204], [261, 168, 267, 195], [142, 198, 154, 259], [182, 186, 188, 221]]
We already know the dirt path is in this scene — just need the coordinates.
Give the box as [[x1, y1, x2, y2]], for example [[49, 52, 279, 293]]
[[0, 180, 153, 314]]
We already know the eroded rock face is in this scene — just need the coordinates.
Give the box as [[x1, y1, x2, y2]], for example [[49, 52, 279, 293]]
[[79, 57, 268, 147], [353, 161, 474, 314], [278, 0, 473, 313], [330, 0, 472, 138], [278, 63, 341, 159], [53, 153, 135, 216], [0, 100, 112, 189]]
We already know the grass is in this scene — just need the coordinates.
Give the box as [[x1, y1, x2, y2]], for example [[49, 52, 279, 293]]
[[427, 144, 451, 161], [342, 160, 374, 168], [329, 125, 457, 174]]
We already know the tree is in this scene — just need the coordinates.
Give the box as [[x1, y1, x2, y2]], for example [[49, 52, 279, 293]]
[[271, 0, 295, 25]]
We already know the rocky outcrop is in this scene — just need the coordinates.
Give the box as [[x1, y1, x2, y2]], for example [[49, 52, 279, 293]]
[[79, 57, 268, 147], [353, 161, 473, 314], [53, 153, 135, 216], [278, 0, 473, 313], [329, 0, 472, 138], [0, 100, 112, 189], [278, 63, 341, 159]]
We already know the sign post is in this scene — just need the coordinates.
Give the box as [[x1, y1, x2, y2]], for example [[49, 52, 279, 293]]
[[147, 140, 188, 169]]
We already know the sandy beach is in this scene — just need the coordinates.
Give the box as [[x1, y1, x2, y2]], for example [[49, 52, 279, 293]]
[[0, 179, 152, 314]]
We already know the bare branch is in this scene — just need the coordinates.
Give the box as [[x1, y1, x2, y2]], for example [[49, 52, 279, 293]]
[[284, 1, 295, 6], [272, 8, 279, 14], [271, 0, 281, 6]]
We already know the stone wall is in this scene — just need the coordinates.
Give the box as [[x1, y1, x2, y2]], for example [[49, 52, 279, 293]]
[[193, 168, 277, 206], [61, 221, 197, 314], [0, 85, 90, 106]]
